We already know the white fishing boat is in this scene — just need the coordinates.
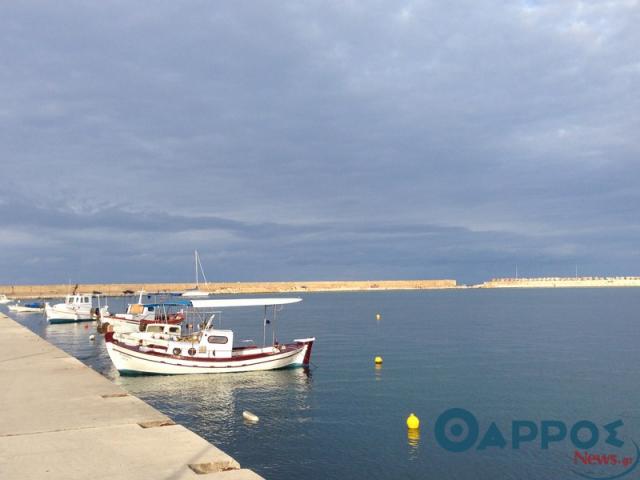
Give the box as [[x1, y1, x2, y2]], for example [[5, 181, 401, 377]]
[[104, 297, 315, 375], [98, 292, 188, 334], [45, 293, 109, 324], [180, 250, 210, 297], [0, 294, 11, 304], [8, 301, 45, 313]]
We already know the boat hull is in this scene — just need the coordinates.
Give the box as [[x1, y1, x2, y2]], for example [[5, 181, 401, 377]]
[[99, 314, 183, 334], [105, 336, 314, 375], [8, 305, 44, 313], [45, 303, 93, 323], [48, 317, 94, 324]]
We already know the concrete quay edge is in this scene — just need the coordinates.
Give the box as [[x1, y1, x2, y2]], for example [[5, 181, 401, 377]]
[[0, 312, 264, 480]]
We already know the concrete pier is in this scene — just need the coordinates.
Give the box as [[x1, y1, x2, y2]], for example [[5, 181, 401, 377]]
[[0, 312, 263, 480]]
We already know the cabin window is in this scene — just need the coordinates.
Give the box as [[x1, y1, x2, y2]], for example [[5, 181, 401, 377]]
[[83, 297, 89, 303], [207, 335, 229, 344], [169, 327, 179, 333]]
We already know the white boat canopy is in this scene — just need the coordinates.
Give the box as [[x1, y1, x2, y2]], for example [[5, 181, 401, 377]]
[[189, 298, 302, 309]]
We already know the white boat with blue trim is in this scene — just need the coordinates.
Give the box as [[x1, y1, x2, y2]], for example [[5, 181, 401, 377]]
[[104, 297, 315, 375], [8, 301, 44, 313]]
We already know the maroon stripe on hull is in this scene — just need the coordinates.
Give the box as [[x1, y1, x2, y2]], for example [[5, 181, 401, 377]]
[[110, 338, 303, 363]]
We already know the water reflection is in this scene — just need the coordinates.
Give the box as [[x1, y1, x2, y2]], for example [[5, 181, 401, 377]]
[[114, 366, 314, 443], [117, 366, 313, 399], [407, 428, 421, 459], [374, 363, 382, 381]]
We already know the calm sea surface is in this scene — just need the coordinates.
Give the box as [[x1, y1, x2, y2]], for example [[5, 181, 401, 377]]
[[4, 289, 640, 479]]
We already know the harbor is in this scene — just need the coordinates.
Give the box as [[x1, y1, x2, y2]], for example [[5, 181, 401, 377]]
[[1, 1, 637, 476], [3, 288, 639, 479], [0, 311, 262, 480]]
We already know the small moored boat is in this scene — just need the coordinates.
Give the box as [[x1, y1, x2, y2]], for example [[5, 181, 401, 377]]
[[8, 301, 45, 313], [104, 297, 314, 375], [98, 295, 189, 334], [0, 294, 11, 304], [45, 293, 108, 324]]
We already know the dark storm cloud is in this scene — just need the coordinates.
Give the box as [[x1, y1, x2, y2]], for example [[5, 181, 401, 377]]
[[1, 1, 639, 284]]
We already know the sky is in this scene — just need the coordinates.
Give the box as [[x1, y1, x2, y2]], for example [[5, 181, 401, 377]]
[[1, 0, 639, 286]]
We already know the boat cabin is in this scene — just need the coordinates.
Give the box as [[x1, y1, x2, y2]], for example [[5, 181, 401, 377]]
[[133, 323, 235, 359], [145, 324, 182, 336], [64, 294, 92, 306], [120, 303, 156, 320], [200, 330, 234, 358]]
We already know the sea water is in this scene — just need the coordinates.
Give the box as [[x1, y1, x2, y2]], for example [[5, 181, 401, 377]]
[[6, 288, 640, 479]]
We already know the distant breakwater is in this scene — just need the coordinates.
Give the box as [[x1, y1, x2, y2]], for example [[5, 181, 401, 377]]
[[478, 276, 640, 288], [0, 279, 457, 299], [5, 276, 640, 298]]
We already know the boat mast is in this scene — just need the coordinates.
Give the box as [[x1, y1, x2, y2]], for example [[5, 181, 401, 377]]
[[195, 250, 199, 288], [194, 250, 208, 288]]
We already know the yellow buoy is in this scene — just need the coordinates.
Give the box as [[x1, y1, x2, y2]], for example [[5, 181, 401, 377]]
[[374, 356, 383, 364], [375, 313, 381, 320], [406, 413, 420, 430]]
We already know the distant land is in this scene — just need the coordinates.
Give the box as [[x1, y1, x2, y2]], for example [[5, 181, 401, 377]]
[[2, 276, 640, 299], [477, 276, 640, 288]]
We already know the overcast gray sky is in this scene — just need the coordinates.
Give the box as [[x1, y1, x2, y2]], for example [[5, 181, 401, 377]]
[[1, 1, 639, 285]]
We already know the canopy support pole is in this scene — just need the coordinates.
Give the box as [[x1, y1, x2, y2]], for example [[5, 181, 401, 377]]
[[263, 306, 267, 347]]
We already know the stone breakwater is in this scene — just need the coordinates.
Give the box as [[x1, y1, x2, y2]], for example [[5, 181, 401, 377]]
[[0, 279, 457, 299]]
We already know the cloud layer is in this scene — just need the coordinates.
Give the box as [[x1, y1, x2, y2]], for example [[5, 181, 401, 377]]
[[1, 1, 639, 284]]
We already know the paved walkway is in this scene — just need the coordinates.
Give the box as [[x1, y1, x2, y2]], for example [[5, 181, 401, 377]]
[[0, 312, 263, 480]]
